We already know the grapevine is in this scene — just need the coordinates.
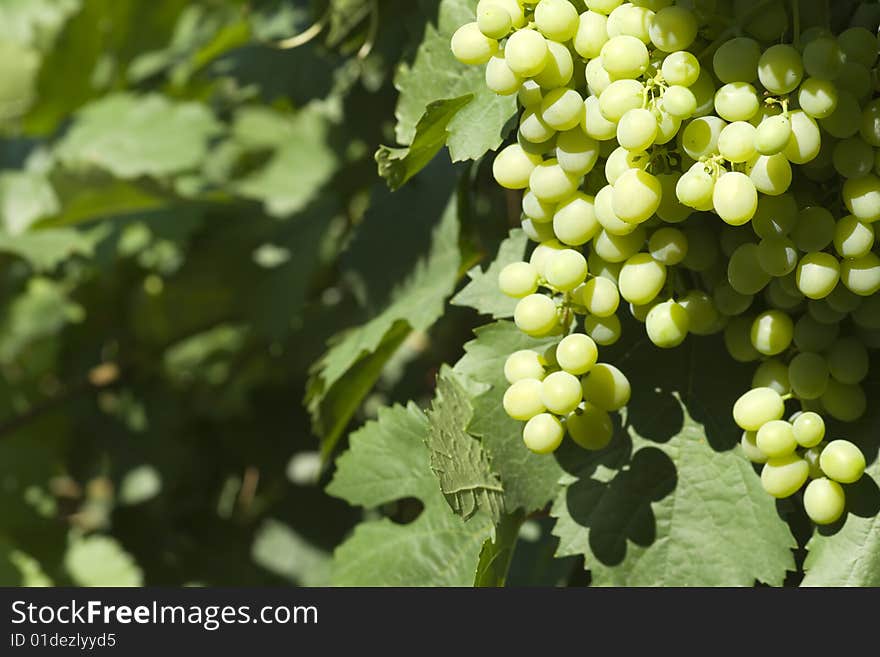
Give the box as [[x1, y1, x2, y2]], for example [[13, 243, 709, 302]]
[[452, 0, 879, 526]]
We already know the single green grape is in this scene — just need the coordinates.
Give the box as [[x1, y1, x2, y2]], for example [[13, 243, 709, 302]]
[[567, 403, 614, 451], [582, 363, 631, 411], [819, 439, 866, 483], [503, 378, 546, 421], [804, 477, 846, 525], [523, 413, 565, 454]]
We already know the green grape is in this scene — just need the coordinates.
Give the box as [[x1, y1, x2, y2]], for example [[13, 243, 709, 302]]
[[503, 378, 546, 420], [616, 108, 658, 151], [756, 420, 798, 458], [788, 352, 829, 400], [752, 359, 790, 396], [838, 27, 878, 68], [861, 100, 880, 147], [646, 300, 689, 348], [583, 314, 622, 346], [756, 237, 797, 277], [619, 253, 666, 305], [493, 144, 543, 189], [662, 85, 697, 120], [504, 350, 546, 384], [518, 80, 544, 108], [757, 44, 804, 94], [843, 174, 880, 222], [583, 95, 618, 141], [750, 310, 793, 356], [827, 337, 869, 384], [714, 82, 759, 122], [576, 276, 620, 317], [541, 88, 585, 132], [613, 169, 662, 224], [748, 153, 792, 196], [803, 478, 846, 525], [808, 298, 846, 325], [585, 57, 614, 97], [690, 69, 719, 117], [713, 37, 760, 84], [514, 294, 558, 336], [826, 283, 862, 314], [534, 0, 579, 42], [593, 227, 646, 263], [574, 11, 610, 59], [595, 185, 640, 235], [586, 0, 624, 15], [648, 5, 697, 52], [498, 261, 540, 298], [656, 173, 692, 223], [681, 115, 726, 160], [545, 248, 588, 291], [556, 333, 598, 376], [754, 114, 793, 155], [478, 0, 526, 28], [523, 190, 555, 224], [582, 363, 631, 411], [529, 239, 566, 276], [679, 290, 721, 335], [629, 299, 659, 323], [523, 413, 565, 454], [655, 110, 682, 146], [841, 252, 880, 296], [717, 121, 757, 163], [599, 79, 645, 123], [761, 454, 810, 498], [725, 316, 761, 362], [681, 223, 720, 272], [541, 370, 583, 415], [752, 194, 798, 238], [832, 137, 874, 179], [605, 146, 649, 185], [648, 227, 687, 265], [720, 226, 753, 258], [530, 159, 580, 204], [567, 403, 614, 450], [783, 110, 821, 164], [662, 50, 701, 86], [601, 34, 649, 79], [520, 107, 556, 144], [676, 163, 716, 210], [477, 4, 512, 39], [713, 171, 758, 225], [741, 430, 768, 463], [606, 3, 653, 42], [852, 294, 880, 329], [553, 193, 600, 245], [792, 411, 825, 448], [451, 22, 498, 65], [556, 129, 599, 176], [821, 379, 867, 423], [822, 91, 862, 139], [485, 55, 522, 95], [733, 386, 785, 431], [833, 215, 874, 258], [796, 252, 840, 299], [820, 440, 866, 484], [728, 243, 770, 295], [802, 37, 843, 81], [504, 28, 548, 77], [836, 61, 872, 100], [792, 207, 835, 252], [522, 217, 556, 242], [793, 314, 839, 352]]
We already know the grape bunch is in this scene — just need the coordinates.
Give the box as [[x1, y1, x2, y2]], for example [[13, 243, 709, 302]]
[[451, 0, 876, 525]]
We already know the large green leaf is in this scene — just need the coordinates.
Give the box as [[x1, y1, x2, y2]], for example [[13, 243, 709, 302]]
[[426, 368, 504, 523], [328, 403, 493, 585], [550, 335, 797, 586], [452, 228, 528, 319], [56, 93, 222, 179], [307, 181, 461, 456], [452, 321, 564, 513], [0, 230, 100, 271], [0, 171, 59, 234], [393, 0, 516, 162]]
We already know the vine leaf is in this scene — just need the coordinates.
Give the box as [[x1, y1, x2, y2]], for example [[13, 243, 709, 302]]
[[474, 511, 524, 587], [452, 321, 564, 513], [376, 95, 472, 191], [550, 335, 797, 586], [306, 181, 461, 458], [802, 448, 880, 586], [426, 367, 504, 523], [452, 228, 528, 319], [327, 403, 493, 586], [393, 0, 516, 162]]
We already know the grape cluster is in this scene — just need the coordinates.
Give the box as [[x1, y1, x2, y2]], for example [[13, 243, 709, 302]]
[[451, 0, 876, 524]]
